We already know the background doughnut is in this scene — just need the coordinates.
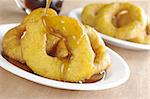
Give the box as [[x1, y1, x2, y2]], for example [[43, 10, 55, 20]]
[[81, 2, 150, 44], [95, 3, 146, 39]]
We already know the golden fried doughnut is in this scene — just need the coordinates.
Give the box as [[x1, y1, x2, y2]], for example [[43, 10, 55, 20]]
[[81, 2, 150, 44], [20, 15, 110, 82], [2, 8, 64, 63], [21, 17, 94, 82], [81, 4, 106, 26], [2, 25, 26, 63], [95, 3, 146, 39]]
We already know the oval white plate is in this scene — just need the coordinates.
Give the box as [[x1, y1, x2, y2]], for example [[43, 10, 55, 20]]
[[0, 24, 130, 90], [68, 8, 150, 50]]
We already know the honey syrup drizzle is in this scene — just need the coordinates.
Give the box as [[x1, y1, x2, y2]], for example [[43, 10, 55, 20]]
[[42, 0, 70, 81], [44, 0, 52, 16]]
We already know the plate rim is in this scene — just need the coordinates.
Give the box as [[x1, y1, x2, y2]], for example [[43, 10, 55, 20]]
[[0, 23, 130, 90], [68, 7, 150, 50]]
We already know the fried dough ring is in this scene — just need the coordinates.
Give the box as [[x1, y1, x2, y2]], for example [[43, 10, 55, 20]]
[[2, 8, 65, 63], [21, 17, 94, 82], [2, 25, 63, 63], [81, 3, 150, 44], [95, 3, 146, 39], [21, 15, 110, 82], [2, 25, 26, 63]]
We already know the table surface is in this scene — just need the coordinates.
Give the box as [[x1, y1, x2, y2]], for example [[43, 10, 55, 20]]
[[0, 0, 149, 99]]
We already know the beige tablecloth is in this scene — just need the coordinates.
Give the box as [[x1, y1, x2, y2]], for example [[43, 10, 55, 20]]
[[0, 0, 149, 99]]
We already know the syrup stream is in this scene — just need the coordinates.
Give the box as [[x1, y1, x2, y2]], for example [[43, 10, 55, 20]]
[[44, 0, 52, 16]]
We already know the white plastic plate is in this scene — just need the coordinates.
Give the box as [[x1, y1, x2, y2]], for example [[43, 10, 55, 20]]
[[0, 24, 130, 90], [68, 8, 150, 50]]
